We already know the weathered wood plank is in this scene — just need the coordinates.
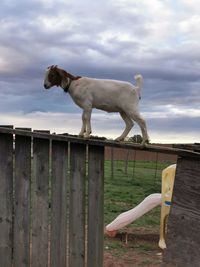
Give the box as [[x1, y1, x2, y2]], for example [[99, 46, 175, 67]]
[[14, 135, 31, 267], [0, 125, 13, 128], [163, 157, 200, 267], [32, 138, 50, 267], [50, 141, 68, 267], [173, 143, 200, 152], [0, 132, 13, 267], [69, 143, 86, 267], [111, 147, 114, 179], [87, 145, 104, 267]]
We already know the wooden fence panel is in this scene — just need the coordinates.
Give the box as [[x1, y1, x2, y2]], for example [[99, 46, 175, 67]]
[[0, 132, 13, 267], [50, 141, 68, 267], [69, 143, 86, 267], [14, 135, 31, 267], [32, 138, 50, 267], [87, 145, 104, 267], [2, 127, 199, 267], [163, 157, 200, 267]]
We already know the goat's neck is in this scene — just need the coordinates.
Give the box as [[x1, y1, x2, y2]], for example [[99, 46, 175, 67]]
[[60, 77, 71, 92]]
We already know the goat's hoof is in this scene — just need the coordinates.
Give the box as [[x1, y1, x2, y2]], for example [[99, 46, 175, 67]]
[[83, 133, 91, 139], [115, 139, 123, 142], [141, 139, 150, 146], [141, 141, 148, 147], [145, 141, 150, 146], [78, 133, 85, 138], [158, 239, 166, 250], [115, 137, 124, 142], [140, 143, 146, 149]]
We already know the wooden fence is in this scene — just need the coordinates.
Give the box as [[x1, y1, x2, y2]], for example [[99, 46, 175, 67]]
[[0, 127, 104, 267], [0, 126, 200, 267]]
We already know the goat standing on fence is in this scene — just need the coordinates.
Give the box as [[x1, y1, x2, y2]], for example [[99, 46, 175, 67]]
[[43, 65, 149, 144]]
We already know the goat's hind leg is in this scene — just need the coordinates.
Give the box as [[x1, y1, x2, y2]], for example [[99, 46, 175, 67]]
[[116, 112, 134, 141], [131, 112, 149, 144], [84, 109, 92, 138]]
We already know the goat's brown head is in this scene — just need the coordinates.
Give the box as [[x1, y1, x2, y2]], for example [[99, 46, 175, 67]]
[[44, 65, 82, 91], [44, 65, 62, 89]]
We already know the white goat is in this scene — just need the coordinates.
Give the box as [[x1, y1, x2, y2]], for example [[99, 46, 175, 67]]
[[44, 65, 149, 143]]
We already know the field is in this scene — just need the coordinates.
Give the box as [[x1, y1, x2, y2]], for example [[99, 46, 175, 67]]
[[103, 159, 175, 266]]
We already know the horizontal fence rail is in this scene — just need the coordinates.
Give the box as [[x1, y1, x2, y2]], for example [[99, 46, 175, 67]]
[[0, 126, 200, 267], [0, 126, 199, 158]]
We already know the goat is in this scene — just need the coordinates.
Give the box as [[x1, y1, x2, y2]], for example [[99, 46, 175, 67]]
[[43, 65, 149, 143]]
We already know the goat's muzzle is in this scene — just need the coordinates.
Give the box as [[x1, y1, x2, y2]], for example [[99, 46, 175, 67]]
[[44, 84, 50, 89]]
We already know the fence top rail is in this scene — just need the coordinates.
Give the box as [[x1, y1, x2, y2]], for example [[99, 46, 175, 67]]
[[0, 126, 200, 158]]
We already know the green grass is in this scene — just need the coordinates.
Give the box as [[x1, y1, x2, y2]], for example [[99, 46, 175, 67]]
[[104, 160, 174, 229]]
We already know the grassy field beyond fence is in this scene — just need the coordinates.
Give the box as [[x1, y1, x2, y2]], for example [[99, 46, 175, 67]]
[[104, 159, 175, 230]]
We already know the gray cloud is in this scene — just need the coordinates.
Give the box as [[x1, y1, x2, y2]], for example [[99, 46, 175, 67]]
[[0, 0, 199, 142]]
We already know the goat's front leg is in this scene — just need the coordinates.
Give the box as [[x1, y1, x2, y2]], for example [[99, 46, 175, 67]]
[[84, 108, 92, 138], [78, 111, 87, 137], [79, 108, 92, 138]]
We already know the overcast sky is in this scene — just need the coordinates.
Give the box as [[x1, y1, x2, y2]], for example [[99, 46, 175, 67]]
[[0, 0, 199, 143]]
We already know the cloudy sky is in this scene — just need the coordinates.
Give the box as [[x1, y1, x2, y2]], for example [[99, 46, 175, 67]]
[[0, 0, 199, 143]]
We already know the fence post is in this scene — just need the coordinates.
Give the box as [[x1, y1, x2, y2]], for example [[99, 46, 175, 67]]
[[111, 147, 114, 179], [87, 145, 104, 267], [163, 157, 200, 266], [124, 149, 130, 175], [0, 131, 13, 267]]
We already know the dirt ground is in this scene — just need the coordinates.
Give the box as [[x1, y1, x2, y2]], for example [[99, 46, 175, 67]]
[[104, 229, 163, 267]]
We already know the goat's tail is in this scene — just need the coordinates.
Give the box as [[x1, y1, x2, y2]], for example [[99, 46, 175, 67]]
[[134, 74, 143, 100]]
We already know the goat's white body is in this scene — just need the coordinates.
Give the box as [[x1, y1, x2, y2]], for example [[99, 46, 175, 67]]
[[44, 68, 149, 143], [69, 77, 139, 113]]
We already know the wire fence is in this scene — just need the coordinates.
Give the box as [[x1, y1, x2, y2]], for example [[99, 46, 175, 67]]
[[105, 147, 177, 183]]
